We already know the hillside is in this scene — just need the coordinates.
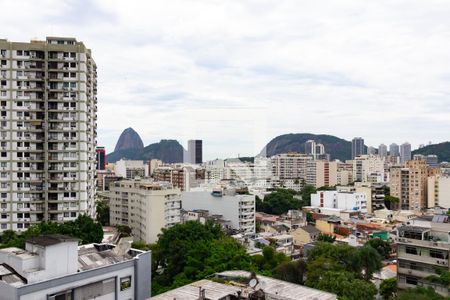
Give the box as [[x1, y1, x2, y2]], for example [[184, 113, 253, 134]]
[[107, 139, 185, 163], [114, 127, 144, 152], [412, 141, 450, 162], [261, 133, 352, 161]]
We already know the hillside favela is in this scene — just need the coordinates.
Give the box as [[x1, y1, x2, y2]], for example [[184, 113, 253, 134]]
[[1, 1, 450, 300]]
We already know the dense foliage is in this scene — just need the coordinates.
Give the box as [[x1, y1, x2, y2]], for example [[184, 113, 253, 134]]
[[95, 199, 110, 226], [379, 278, 397, 300], [317, 233, 336, 243], [365, 238, 392, 258], [151, 221, 254, 295], [412, 141, 450, 162], [305, 242, 380, 299], [256, 187, 315, 215], [397, 287, 449, 300], [274, 259, 307, 285], [256, 189, 301, 215], [0, 215, 103, 248]]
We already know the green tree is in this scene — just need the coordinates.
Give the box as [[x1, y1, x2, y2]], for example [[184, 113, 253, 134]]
[[0, 215, 103, 249], [300, 184, 316, 206], [365, 238, 391, 258], [398, 287, 447, 300], [251, 246, 289, 275], [312, 270, 377, 300], [317, 233, 336, 243], [359, 245, 382, 281], [257, 189, 301, 215], [152, 221, 254, 295], [96, 199, 110, 226], [379, 278, 397, 300], [274, 259, 307, 284]]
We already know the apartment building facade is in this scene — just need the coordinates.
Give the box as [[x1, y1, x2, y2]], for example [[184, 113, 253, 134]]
[[390, 160, 428, 211], [0, 37, 97, 231], [271, 153, 313, 181], [428, 175, 450, 209], [0, 235, 151, 300], [182, 188, 256, 234], [108, 179, 181, 243], [396, 220, 450, 297]]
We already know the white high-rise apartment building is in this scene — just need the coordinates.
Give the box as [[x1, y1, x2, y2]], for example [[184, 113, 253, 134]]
[[0, 37, 97, 231]]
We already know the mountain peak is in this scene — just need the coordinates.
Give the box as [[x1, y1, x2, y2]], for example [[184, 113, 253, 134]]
[[114, 127, 144, 152]]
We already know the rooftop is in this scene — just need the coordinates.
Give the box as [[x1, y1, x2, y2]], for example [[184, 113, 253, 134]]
[[152, 271, 337, 300], [26, 234, 78, 247]]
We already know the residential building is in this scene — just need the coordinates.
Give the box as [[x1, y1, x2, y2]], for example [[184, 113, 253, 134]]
[[95, 146, 106, 170], [182, 187, 256, 234], [0, 37, 97, 231], [428, 175, 450, 209], [400, 142, 412, 164], [367, 146, 376, 155], [390, 143, 400, 157], [378, 144, 388, 157], [390, 160, 428, 211], [0, 235, 151, 300], [148, 158, 162, 177], [114, 159, 146, 179], [311, 190, 368, 212], [336, 162, 353, 185], [292, 225, 320, 245], [352, 154, 385, 183], [314, 160, 337, 188], [186, 139, 202, 164], [153, 164, 205, 191], [108, 179, 181, 243], [351, 137, 365, 159], [271, 153, 313, 181], [395, 219, 450, 297]]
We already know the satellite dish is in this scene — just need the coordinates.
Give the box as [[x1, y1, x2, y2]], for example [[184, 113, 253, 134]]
[[249, 279, 257, 288]]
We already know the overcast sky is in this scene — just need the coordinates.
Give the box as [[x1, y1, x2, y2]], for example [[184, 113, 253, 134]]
[[2, 0, 450, 159]]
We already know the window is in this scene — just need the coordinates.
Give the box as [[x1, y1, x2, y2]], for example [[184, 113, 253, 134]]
[[430, 249, 447, 259], [405, 276, 418, 285], [48, 290, 73, 300], [1, 214, 6, 219], [0, 152, 6, 157], [120, 276, 132, 291], [17, 223, 23, 229], [405, 246, 418, 255], [70, 212, 76, 218]]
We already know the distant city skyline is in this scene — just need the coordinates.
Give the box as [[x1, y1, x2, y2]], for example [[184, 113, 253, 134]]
[[2, 0, 450, 159]]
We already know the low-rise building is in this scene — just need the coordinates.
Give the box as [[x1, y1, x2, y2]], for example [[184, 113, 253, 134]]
[[114, 159, 146, 179], [395, 216, 450, 296], [0, 235, 151, 300], [182, 187, 256, 234], [108, 179, 181, 243], [152, 270, 337, 300], [292, 225, 321, 245], [311, 190, 368, 212]]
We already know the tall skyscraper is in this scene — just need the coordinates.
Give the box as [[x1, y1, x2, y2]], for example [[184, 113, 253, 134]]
[[96, 146, 106, 170], [351, 137, 365, 159], [187, 140, 202, 164], [305, 140, 316, 157], [389, 143, 400, 157], [378, 144, 388, 157], [400, 142, 412, 164], [0, 37, 97, 231]]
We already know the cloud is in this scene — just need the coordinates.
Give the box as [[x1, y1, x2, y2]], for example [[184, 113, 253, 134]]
[[2, 0, 450, 159]]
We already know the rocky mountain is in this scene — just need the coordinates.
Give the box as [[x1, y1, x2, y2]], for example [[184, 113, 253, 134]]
[[261, 133, 352, 161], [107, 139, 185, 164], [114, 127, 144, 152], [412, 141, 450, 162]]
